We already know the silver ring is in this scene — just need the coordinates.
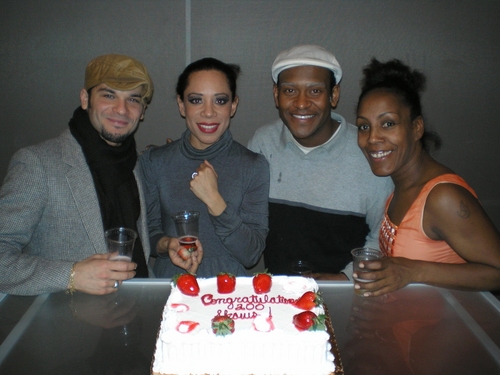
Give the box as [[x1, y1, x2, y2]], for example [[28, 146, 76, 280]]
[[191, 172, 198, 179], [113, 280, 119, 288]]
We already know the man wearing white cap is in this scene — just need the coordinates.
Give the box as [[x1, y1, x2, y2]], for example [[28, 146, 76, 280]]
[[0, 54, 157, 295], [248, 45, 393, 279]]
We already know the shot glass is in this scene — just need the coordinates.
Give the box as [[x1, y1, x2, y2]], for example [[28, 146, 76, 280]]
[[288, 260, 314, 276], [171, 210, 200, 260], [105, 227, 137, 261], [351, 247, 384, 296]]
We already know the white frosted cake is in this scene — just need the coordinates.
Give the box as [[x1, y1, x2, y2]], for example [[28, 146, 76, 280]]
[[151, 275, 337, 375]]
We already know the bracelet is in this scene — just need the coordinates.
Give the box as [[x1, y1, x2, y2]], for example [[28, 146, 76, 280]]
[[66, 263, 77, 295]]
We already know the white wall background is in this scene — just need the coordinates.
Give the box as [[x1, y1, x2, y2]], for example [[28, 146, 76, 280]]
[[1, 0, 499, 227]]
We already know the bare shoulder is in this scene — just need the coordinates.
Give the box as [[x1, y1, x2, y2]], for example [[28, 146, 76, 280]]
[[424, 182, 480, 241], [425, 182, 478, 221], [424, 181, 499, 247]]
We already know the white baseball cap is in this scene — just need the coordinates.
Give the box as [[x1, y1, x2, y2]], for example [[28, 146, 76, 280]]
[[271, 45, 342, 84]]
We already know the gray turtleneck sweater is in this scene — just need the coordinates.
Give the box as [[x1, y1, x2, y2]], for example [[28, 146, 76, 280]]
[[139, 130, 270, 278]]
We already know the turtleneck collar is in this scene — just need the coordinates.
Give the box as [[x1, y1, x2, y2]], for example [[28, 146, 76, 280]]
[[180, 129, 233, 160]]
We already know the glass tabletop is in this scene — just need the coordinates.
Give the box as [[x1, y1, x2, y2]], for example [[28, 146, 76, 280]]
[[319, 282, 500, 375], [0, 280, 499, 375]]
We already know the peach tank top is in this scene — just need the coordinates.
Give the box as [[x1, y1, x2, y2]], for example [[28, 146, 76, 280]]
[[379, 174, 477, 263]]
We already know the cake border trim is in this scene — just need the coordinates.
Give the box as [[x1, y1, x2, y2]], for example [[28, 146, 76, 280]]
[[324, 304, 344, 375]]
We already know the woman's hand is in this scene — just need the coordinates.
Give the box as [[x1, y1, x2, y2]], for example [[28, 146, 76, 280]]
[[190, 160, 227, 216], [158, 236, 204, 275], [353, 257, 418, 297]]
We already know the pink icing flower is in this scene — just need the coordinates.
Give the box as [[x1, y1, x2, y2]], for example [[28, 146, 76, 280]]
[[170, 303, 189, 312], [252, 308, 275, 332], [176, 321, 199, 333]]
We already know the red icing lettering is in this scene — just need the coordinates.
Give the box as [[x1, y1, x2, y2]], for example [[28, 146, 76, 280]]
[[202, 293, 294, 319], [216, 309, 258, 320]]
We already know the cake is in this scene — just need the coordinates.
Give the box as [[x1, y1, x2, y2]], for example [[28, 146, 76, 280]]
[[151, 274, 341, 375]]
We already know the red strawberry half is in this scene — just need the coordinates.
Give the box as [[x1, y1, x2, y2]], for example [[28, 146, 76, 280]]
[[294, 291, 323, 310], [211, 315, 235, 336], [177, 247, 192, 261], [252, 271, 272, 294], [292, 311, 327, 331], [173, 273, 200, 296], [217, 272, 236, 294]]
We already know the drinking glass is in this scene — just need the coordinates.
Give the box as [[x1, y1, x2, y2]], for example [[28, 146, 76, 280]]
[[105, 227, 137, 261], [288, 260, 314, 276], [171, 211, 200, 255], [351, 247, 384, 296]]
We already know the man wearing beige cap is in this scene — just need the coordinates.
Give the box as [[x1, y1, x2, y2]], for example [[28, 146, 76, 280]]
[[248, 45, 393, 279], [0, 54, 154, 295]]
